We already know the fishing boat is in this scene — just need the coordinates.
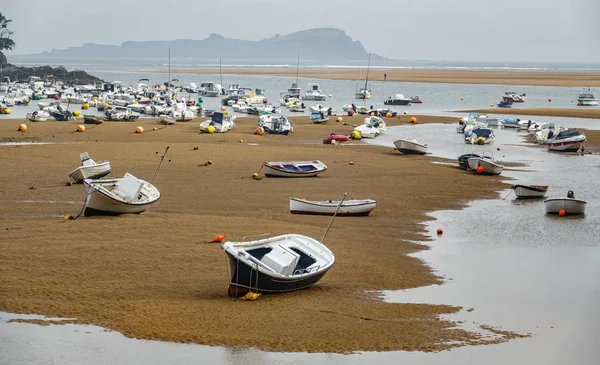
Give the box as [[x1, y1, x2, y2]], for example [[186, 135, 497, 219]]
[[323, 133, 349, 144], [545, 191, 586, 215], [289, 197, 376, 216], [199, 111, 236, 133], [547, 129, 586, 152], [262, 160, 327, 178], [82, 173, 160, 216], [467, 152, 503, 175], [393, 139, 428, 155], [576, 88, 598, 106], [68, 152, 111, 184], [222, 233, 335, 297], [302, 83, 327, 101], [511, 184, 548, 199]]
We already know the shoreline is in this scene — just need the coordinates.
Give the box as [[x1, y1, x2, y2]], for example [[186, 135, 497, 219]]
[[459, 107, 600, 120], [156, 68, 600, 87], [0, 115, 522, 353]]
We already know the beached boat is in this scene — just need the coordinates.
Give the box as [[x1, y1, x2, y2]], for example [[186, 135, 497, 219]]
[[263, 160, 327, 178], [393, 139, 428, 155], [83, 115, 105, 124], [467, 152, 503, 175], [199, 111, 236, 133], [222, 233, 335, 297], [289, 197, 376, 216], [323, 133, 349, 144], [26, 110, 50, 122], [457, 153, 481, 170], [68, 152, 111, 184], [511, 184, 548, 199], [258, 114, 293, 135], [547, 129, 586, 152], [502, 92, 526, 102], [545, 191, 586, 215], [576, 88, 598, 106], [50, 108, 75, 121], [82, 173, 160, 216], [384, 93, 411, 105], [310, 112, 330, 124]]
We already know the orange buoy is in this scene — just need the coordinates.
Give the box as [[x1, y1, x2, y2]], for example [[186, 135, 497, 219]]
[[212, 235, 226, 243], [436, 228, 443, 235], [558, 209, 565, 217], [476, 166, 484, 174], [77, 125, 85, 132], [409, 117, 417, 124], [386, 112, 393, 118], [135, 126, 144, 134], [18, 124, 27, 132]]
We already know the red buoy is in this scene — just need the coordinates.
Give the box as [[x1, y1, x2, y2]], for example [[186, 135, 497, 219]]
[[436, 228, 443, 235], [476, 166, 484, 174]]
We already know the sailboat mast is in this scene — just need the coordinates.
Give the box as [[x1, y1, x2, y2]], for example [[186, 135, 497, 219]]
[[219, 57, 223, 87], [296, 53, 300, 85], [364, 53, 371, 90], [168, 48, 171, 98]]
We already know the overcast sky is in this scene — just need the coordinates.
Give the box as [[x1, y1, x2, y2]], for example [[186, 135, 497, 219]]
[[3, 0, 599, 63]]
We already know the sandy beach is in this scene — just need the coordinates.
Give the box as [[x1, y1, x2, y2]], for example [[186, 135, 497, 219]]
[[0, 114, 536, 354], [163, 68, 600, 87], [461, 108, 600, 120]]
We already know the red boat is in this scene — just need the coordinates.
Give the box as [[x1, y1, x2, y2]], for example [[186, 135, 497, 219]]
[[323, 133, 350, 144]]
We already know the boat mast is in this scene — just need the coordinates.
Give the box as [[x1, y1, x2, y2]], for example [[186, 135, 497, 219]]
[[219, 57, 223, 89], [320, 193, 347, 243], [364, 53, 371, 91], [168, 48, 171, 99], [296, 53, 300, 85]]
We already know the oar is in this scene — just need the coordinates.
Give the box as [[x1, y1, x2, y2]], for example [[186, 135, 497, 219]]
[[320, 192, 347, 243], [149, 146, 171, 185]]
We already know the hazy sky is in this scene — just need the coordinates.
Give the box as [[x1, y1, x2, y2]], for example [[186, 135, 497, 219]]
[[3, 0, 599, 63]]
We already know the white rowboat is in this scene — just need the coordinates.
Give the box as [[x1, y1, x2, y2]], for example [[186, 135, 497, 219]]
[[263, 160, 327, 178], [83, 173, 160, 216], [511, 184, 548, 199], [393, 139, 428, 155], [68, 152, 111, 183], [289, 197, 376, 216]]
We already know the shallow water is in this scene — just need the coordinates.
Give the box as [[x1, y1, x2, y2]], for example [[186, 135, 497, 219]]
[[2, 69, 599, 122]]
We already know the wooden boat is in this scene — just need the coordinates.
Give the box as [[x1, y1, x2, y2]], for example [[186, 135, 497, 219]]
[[289, 197, 376, 216], [222, 233, 335, 297], [545, 191, 586, 215], [68, 152, 111, 183], [263, 160, 327, 178], [82, 173, 160, 216], [467, 152, 503, 175], [393, 139, 427, 155], [511, 184, 548, 199], [323, 134, 349, 144]]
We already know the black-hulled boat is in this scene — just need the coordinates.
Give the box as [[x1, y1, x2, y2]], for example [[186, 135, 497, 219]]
[[458, 153, 481, 170], [222, 233, 335, 297]]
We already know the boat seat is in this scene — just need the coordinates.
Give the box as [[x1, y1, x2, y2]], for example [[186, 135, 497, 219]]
[[114, 173, 144, 202], [260, 244, 300, 276]]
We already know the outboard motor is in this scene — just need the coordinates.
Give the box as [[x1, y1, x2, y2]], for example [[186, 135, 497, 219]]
[[567, 190, 575, 199]]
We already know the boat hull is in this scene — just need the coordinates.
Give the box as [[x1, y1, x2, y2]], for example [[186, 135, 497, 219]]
[[467, 158, 503, 175], [393, 139, 427, 155], [577, 99, 599, 106], [263, 162, 326, 178], [68, 162, 111, 183], [547, 139, 585, 152], [225, 251, 331, 297], [384, 99, 410, 105], [544, 198, 586, 215], [289, 198, 376, 216], [83, 179, 159, 216], [511, 184, 548, 199]]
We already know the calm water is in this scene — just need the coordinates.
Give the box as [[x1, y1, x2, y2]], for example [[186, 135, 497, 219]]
[[2, 66, 599, 120]]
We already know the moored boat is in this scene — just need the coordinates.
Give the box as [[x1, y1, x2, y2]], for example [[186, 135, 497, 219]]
[[511, 184, 548, 199], [458, 153, 481, 170], [544, 191, 586, 215], [393, 139, 428, 155], [576, 88, 599, 106], [467, 152, 503, 175], [262, 160, 327, 178], [68, 152, 111, 183], [547, 129, 586, 152], [289, 197, 376, 216], [384, 93, 411, 105], [82, 173, 160, 216], [222, 233, 335, 297]]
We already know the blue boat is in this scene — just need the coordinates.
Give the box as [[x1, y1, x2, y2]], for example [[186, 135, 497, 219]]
[[497, 100, 513, 108]]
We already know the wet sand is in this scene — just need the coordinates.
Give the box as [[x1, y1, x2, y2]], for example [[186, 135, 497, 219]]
[[163, 68, 600, 87], [0, 115, 520, 353], [460, 108, 600, 120]]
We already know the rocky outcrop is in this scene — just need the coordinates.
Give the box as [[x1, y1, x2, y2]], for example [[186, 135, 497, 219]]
[[0, 64, 102, 84]]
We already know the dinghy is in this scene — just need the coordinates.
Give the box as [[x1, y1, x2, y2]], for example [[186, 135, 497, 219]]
[[393, 139, 428, 155], [310, 112, 329, 124], [289, 197, 376, 216], [82, 173, 160, 216], [222, 233, 335, 297], [83, 115, 104, 124], [467, 152, 503, 175], [26, 110, 50, 122], [511, 184, 548, 199], [545, 191, 586, 215], [262, 160, 327, 177], [457, 153, 481, 170], [323, 133, 349, 144], [68, 152, 111, 183]]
